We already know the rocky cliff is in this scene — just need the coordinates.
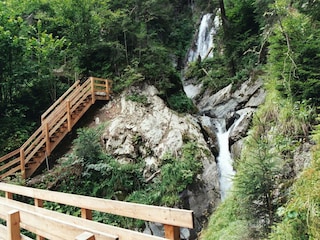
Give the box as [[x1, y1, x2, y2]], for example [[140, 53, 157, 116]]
[[99, 77, 266, 238]]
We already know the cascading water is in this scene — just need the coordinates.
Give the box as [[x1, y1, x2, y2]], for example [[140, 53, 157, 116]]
[[215, 119, 235, 200], [183, 13, 220, 99], [187, 13, 215, 63], [184, 12, 246, 201], [214, 112, 246, 200]]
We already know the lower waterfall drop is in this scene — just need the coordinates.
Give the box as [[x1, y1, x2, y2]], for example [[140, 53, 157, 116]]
[[215, 113, 245, 200]]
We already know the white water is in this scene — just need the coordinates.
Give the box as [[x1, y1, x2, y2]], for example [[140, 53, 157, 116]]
[[187, 13, 220, 63], [215, 113, 246, 200], [183, 13, 220, 99]]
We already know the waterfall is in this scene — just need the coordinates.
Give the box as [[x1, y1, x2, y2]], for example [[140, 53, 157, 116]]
[[187, 13, 220, 63], [183, 13, 220, 99], [215, 113, 246, 200]]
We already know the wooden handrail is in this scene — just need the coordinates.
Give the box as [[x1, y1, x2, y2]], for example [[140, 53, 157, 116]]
[[0, 183, 194, 240], [0, 77, 112, 180], [0, 199, 119, 240], [41, 80, 80, 122], [0, 183, 194, 229]]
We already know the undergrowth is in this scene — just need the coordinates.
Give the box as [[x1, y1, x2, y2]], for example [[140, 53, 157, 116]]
[[29, 125, 203, 230]]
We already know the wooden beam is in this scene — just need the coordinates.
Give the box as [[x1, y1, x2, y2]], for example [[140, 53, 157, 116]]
[[0, 200, 119, 240], [105, 80, 109, 100], [7, 210, 20, 240], [44, 122, 51, 155], [164, 225, 180, 240], [20, 148, 26, 179], [76, 232, 95, 240], [67, 99, 72, 132], [90, 77, 96, 104], [34, 198, 44, 240], [81, 208, 92, 220], [5, 191, 13, 199], [0, 183, 194, 229], [34, 198, 43, 208]]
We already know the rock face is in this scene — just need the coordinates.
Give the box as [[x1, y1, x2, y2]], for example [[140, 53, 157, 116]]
[[101, 78, 266, 238], [193, 78, 266, 162], [102, 84, 220, 238]]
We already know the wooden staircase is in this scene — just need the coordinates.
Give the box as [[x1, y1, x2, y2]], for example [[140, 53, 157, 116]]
[[0, 77, 112, 179]]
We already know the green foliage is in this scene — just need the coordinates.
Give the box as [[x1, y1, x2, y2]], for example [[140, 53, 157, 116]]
[[30, 131, 203, 229], [268, 118, 320, 239], [167, 90, 196, 113], [200, 195, 251, 240], [0, 0, 195, 153], [268, 1, 320, 106], [73, 127, 104, 165], [126, 93, 148, 105], [158, 142, 203, 206]]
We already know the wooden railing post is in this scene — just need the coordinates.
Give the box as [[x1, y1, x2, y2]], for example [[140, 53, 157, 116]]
[[7, 210, 21, 240], [35, 198, 43, 207], [105, 80, 109, 100], [44, 122, 51, 155], [164, 225, 180, 240], [91, 77, 96, 104], [81, 208, 92, 220], [34, 198, 45, 240], [20, 148, 26, 179], [5, 191, 13, 199], [67, 99, 72, 132]]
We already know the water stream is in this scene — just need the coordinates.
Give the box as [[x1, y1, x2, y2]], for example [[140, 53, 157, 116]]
[[214, 119, 235, 200], [184, 12, 241, 200], [214, 113, 245, 200]]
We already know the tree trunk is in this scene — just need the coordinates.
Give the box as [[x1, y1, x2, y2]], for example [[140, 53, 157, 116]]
[[219, 0, 228, 31]]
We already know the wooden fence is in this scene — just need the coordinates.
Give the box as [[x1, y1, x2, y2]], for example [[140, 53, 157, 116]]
[[0, 183, 194, 240], [0, 77, 112, 180]]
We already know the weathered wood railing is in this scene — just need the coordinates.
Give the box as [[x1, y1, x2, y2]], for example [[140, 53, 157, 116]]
[[0, 77, 112, 180], [0, 183, 194, 240]]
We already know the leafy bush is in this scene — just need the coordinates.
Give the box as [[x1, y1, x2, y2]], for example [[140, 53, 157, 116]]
[[167, 90, 196, 113], [126, 93, 149, 105], [200, 195, 252, 240]]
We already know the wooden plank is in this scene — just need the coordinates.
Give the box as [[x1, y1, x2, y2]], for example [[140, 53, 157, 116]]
[[20, 149, 26, 179], [164, 225, 180, 240], [41, 80, 80, 121], [0, 183, 194, 229], [91, 77, 96, 104], [7, 210, 20, 240], [48, 115, 68, 138], [0, 158, 20, 172], [0, 149, 20, 163], [21, 126, 43, 150], [76, 232, 95, 240], [81, 208, 92, 220], [5, 192, 13, 199], [34, 198, 43, 208], [0, 200, 119, 240], [24, 138, 46, 163], [0, 166, 21, 179], [67, 100, 72, 132], [0, 224, 33, 240], [3, 198, 162, 240], [45, 122, 51, 155]]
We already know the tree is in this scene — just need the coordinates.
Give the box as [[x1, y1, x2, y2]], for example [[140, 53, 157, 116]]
[[234, 117, 284, 236], [268, 0, 320, 106]]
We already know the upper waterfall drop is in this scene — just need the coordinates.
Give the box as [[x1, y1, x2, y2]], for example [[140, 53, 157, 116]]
[[183, 13, 220, 99], [187, 13, 220, 63]]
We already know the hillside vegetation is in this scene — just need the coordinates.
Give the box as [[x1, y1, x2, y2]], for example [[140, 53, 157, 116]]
[[1, 0, 320, 239]]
